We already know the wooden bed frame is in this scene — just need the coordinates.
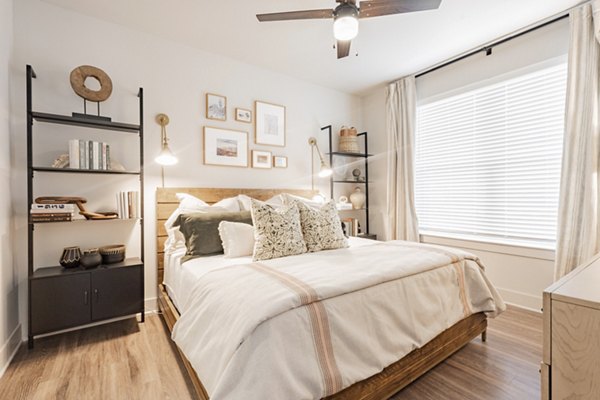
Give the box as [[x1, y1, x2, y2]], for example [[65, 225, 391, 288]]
[[156, 187, 488, 400]]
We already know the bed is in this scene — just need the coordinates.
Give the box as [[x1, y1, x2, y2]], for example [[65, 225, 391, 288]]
[[156, 187, 505, 400]]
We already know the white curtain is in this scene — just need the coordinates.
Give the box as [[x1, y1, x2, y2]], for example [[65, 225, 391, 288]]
[[385, 76, 419, 241], [555, 1, 600, 280]]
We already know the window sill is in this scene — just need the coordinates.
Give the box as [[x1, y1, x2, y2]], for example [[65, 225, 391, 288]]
[[419, 232, 555, 261]]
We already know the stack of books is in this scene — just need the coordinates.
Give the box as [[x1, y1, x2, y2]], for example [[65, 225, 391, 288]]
[[30, 203, 75, 223], [68, 139, 111, 170], [116, 191, 139, 219]]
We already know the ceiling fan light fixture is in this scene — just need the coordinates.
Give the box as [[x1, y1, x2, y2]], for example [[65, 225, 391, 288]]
[[334, 16, 359, 40], [333, 4, 359, 41]]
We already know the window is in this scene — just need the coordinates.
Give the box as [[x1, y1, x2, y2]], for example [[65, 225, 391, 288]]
[[415, 62, 567, 249]]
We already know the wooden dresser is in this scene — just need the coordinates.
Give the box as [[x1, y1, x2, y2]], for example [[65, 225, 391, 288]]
[[542, 253, 600, 399]]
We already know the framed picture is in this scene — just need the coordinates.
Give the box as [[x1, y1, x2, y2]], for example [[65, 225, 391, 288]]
[[203, 127, 248, 167], [255, 100, 286, 147], [206, 93, 227, 121], [252, 150, 272, 169], [235, 108, 252, 123], [273, 156, 288, 168]]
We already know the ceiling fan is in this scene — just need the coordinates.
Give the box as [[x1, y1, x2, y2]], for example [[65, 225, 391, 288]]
[[256, 0, 442, 59]]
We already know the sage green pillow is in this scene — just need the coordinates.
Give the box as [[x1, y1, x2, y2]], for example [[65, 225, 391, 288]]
[[174, 211, 252, 262]]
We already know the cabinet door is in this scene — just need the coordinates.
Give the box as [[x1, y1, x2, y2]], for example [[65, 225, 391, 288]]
[[91, 265, 143, 321], [31, 274, 91, 335]]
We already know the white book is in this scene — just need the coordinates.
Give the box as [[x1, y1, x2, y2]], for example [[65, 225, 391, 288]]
[[69, 139, 79, 169], [92, 141, 99, 170], [116, 193, 121, 219], [84, 140, 90, 169], [123, 191, 129, 219]]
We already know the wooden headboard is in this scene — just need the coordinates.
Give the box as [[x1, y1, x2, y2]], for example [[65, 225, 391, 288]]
[[156, 187, 317, 282]]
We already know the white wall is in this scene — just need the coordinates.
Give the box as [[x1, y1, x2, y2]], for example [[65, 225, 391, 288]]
[[11, 0, 362, 337], [362, 19, 570, 311], [0, 0, 21, 377]]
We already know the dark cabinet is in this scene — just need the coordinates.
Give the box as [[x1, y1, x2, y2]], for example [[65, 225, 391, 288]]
[[30, 260, 143, 336], [91, 265, 143, 321], [31, 274, 91, 335]]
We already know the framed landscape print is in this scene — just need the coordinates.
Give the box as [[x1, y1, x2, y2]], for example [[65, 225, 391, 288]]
[[206, 93, 227, 121], [273, 156, 288, 168], [252, 150, 272, 169], [203, 127, 248, 167], [255, 100, 286, 147], [235, 108, 252, 123]]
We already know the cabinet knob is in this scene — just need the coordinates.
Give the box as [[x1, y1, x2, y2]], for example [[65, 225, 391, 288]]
[[84, 290, 88, 305], [94, 288, 99, 302]]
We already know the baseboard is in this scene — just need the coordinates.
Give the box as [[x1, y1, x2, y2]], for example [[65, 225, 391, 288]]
[[0, 324, 22, 378], [496, 287, 542, 313], [145, 296, 158, 313]]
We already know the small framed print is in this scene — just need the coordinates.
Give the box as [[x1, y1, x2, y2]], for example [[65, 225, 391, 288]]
[[273, 156, 288, 168], [203, 127, 248, 167], [252, 150, 272, 169], [235, 108, 252, 123], [206, 93, 227, 121], [255, 100, 286, 147]]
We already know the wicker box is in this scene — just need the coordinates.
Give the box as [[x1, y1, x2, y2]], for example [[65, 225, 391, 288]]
[[339, 136, 359, 153]]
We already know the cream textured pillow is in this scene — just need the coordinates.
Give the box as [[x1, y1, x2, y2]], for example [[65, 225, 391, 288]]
[[218, 221, 255, 258], [294, 200, 348, 252], [251, 200, 307, 261]]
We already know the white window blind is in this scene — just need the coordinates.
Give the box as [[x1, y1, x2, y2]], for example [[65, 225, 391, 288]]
[[415, 62, 567, 249]]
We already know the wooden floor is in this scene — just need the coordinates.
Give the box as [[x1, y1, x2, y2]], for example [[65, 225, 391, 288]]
[[0, 306, 541, 400]]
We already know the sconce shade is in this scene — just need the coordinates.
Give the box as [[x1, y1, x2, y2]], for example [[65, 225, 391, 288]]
[[155, 145, 178, 166], [155, 113, 178, 166], [309, 136, 333, 181], [318, 163, 333, 177]]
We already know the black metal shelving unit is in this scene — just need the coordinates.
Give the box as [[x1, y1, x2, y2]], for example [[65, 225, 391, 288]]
[[26, 65, 145, 348], [321, 125, 373, 237]]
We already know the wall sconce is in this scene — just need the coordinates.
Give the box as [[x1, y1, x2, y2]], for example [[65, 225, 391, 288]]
[[308, 137, 333, 191], [155, 113, 178, 166]]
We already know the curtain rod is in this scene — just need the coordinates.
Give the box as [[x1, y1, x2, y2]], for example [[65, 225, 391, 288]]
[[411, 2, 588, 80]]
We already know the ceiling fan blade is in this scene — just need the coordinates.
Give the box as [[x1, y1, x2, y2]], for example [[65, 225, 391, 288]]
[[337, 40, 351, 59], [257, 9, 334, 22], [359, 0, 441, 18]]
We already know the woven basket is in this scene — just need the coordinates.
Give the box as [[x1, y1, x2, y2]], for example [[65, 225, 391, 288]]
[[339, 136, 359, 153], [339, 126, 358, 137]]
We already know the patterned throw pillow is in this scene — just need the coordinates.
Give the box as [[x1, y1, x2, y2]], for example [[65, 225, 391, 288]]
[[294, 200, 348, 252], [251, 200, 307, 261]]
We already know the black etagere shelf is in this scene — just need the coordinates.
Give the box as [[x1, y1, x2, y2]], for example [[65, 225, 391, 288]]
[[321, 125, 371, 236], [26, 65, 145, 348]]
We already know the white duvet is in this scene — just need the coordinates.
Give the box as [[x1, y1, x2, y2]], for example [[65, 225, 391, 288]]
[[171, 239, 505, 400]]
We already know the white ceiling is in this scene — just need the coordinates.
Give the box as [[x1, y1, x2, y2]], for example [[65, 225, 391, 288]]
[[43, 0, 582, 96]]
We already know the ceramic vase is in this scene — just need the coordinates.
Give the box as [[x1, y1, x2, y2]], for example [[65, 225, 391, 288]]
[[80, 248, 102, 269], [59, 246, 81, 269], [349, 187, 366, 209]]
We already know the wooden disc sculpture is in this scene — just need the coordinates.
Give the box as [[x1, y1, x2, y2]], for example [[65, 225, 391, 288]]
[[69, 65, 113, 102]]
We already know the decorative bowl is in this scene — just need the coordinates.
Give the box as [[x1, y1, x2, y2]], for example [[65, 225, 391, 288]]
[[99, 244, 126, 264], [80, 248, 102, 269], [60, 246, 81, 269]]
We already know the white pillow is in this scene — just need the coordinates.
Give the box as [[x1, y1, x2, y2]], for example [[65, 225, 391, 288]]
[[237, 194, 285, 211], [177, 193, 208, 209], [164, 226, 186, 253], [218, 221, 255, 258], [164, 193, 242, 231], [282, 193, 325, 209]]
